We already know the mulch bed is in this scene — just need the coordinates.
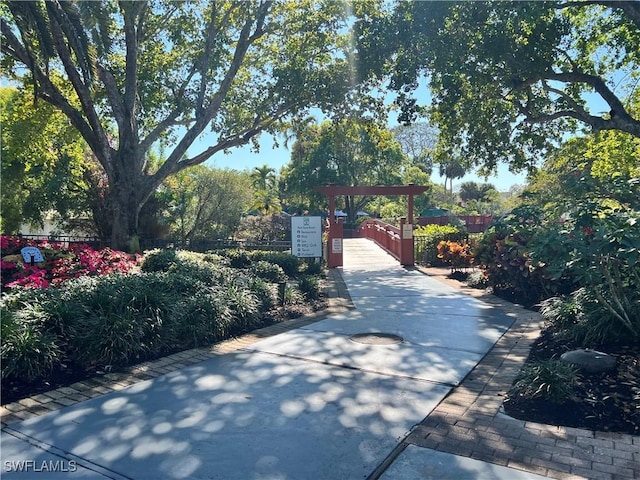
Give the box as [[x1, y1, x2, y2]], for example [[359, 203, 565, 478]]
[[443, 271, 639, 436], [502, 326, 640, 436]]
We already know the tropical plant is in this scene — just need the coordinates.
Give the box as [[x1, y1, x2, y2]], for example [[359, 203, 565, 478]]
[[509, 360, 579, 404], [1, 236, 140, 290], [436, 240, 474, 272], [413, 223, 466, 266], [473, 205, 567, 306], [530, 173, 640, 342], [251, 165, 277, 191]]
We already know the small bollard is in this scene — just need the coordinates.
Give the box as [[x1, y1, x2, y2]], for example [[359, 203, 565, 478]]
[[278, 281, 286, 306]]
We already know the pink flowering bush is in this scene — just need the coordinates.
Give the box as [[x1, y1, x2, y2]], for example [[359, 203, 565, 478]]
[[1, 236, 140, 290]]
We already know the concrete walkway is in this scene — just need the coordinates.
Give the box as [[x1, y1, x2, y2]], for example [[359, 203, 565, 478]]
[[1, 238, 638, 479]]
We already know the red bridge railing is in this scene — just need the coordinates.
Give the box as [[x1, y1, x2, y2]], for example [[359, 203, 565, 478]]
[[358, 219, 402, 261]]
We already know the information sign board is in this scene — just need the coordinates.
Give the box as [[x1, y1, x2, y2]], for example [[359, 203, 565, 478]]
[[291, 216, 322, 258], [331, 238, 342, 253]]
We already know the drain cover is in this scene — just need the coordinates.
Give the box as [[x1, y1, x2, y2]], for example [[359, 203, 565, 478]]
[[349, 333, 404, 345]]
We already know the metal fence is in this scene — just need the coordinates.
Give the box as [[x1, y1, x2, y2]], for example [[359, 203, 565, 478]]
[[413, 232, 470, 267], [7, 235, 292, 253]]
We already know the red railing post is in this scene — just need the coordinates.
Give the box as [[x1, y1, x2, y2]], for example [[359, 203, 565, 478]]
[[399, 217, 414, 266], [327, 217, 344, 268]]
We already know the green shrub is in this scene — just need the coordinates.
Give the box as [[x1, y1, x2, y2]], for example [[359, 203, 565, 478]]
[[141, 249, 179, 272], [248, 277, 276, 311], [302, 259, 324, 276], [224, 250, 252, 268], [215, 250, 301, 277], [559, 288, 639, 346], [539, 295, 580, 331], [171, 288, 233, 347], [167, 259, 236, 287], [284, 285, 303, 305], [253, 260, 286, 283], [509, 359, 579, 404], [0, 243, 326, 382], [1, 308, 62, 381], [250, 251, 300, 277], [297, 275, 320, 300], [414, 223, 463, 237], [68, 274, 175, 367], [0, 288, 76, 341], [223, 284, 261, 333], [473, 205, 571, 306], [414, 224, 467, 266]]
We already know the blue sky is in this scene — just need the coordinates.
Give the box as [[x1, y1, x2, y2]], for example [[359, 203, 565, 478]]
[[199, 131, 527, 192], [196, 78, 529, 192]]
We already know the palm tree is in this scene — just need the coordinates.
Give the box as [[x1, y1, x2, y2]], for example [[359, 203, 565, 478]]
[[438, 159, 466, 200], [251, 165, 276, 191]]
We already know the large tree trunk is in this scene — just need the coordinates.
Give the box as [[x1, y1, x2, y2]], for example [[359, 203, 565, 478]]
[[108, 151, 150, 252], [110, 186, 143, 252]]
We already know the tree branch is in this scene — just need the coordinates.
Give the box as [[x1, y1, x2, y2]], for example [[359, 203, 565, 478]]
[[511, 70, 640, 137], [155, 1, 272, 182], [43, 3, 113, 169]]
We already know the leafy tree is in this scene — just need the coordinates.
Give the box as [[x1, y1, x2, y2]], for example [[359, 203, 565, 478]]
[[283, 118, 408, 224], [0, 85, 87, 233], [402, 165, 434, 218], [160, 166, 252, 242], [525, 121, 640, 214], [391, 122, 437, 174], [358, 1, 640, 174], [1, 1, 375, 250], [458, 182, 497, 203]]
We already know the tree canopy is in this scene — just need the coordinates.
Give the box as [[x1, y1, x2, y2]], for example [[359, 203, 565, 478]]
[[160, 166, 252, 242], [283, 118, 407, 223], [1, 0, 375, 249], [390, 122, 437, 174], [357, 1, 640, 174], [0, 85, 88, 233]]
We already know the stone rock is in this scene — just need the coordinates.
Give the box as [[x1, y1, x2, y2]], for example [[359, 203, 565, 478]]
[[560, 349, 617, 374]]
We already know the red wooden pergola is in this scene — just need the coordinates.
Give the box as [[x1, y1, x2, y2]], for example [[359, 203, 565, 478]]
[[316, 184, 429, 267]]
